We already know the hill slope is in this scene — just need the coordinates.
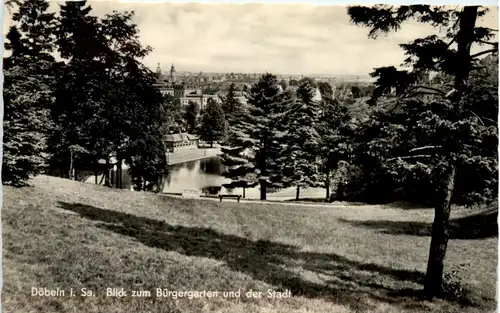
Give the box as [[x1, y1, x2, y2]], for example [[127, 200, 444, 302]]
[[3, 175, 497, 313]]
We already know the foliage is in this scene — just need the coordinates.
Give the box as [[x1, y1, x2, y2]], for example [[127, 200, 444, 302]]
[[298, 77, 318, 88], [220, 83, 243, 127], [47, 1, 172, 190], [184, 101, 200, 133], [3, 60, 55, 186], [279, 80, 321, 197], [317, 81, 334, 99], [316, 97, 353, 199], [49, 1, 113, 173], [221, 74, 293, 199], [442, 263, 471, 301], [3, 0, 56, 186], [119, 59, 172, 191], [344, 27, 498, 207], [199, 99, 228, 147], [279, 79, 288, 90], [347, 4, 498, 298], [4, 0, 56, 65]]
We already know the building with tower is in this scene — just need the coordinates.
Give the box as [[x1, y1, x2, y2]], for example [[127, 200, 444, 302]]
[[153, 63, 221, 109], [170, 63, 177, 83]]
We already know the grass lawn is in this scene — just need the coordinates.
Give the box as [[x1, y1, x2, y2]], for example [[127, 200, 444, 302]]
[[3, 175, 497, 313]]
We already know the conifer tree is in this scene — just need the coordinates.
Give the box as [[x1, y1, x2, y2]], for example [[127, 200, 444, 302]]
[[220, 84, 256, 197], [279, 80, 321, 200], [221, 83, 243, 126], [347, 5, 498, 298], [235, 74, 292, 200], [317, 97, 352, 200], [3, 0, 56, 186]]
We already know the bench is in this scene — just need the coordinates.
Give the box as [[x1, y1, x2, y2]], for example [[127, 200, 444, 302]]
[[219, 194, 242, 203]]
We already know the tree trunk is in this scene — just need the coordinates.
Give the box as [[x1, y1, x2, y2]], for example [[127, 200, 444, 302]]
[[424, 165, 456, 298], [210, 140, 213, 148], [69, 150, 74, 180], [296, 186, 300, 201], [423, 6, 477, 299], [95, 169, 98, 185], [453, 6, 478, 96], [325, 179, 330, 201], [243, 187, 246, 199], [260, 179, 267, 200], [117, 159, 123, 189], [336, 182, 345, 200], [104, 158, 110, 187]]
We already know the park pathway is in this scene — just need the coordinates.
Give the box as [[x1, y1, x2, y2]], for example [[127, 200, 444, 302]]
[[160, 193, 367, 209]]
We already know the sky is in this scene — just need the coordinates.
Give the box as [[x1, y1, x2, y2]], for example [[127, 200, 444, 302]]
[[3, 2, 498, 76]]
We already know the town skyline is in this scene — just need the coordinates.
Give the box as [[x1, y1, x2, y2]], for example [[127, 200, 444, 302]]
[[153, 62, 374, 80], [4, 3, 497, 76]]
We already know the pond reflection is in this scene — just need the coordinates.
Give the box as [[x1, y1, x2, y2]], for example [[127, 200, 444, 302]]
[[162, 157, 230, 194]]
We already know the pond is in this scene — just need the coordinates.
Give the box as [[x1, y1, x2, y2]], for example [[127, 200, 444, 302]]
[[161, 157, 231, 194], [82, 156, 326, 199]]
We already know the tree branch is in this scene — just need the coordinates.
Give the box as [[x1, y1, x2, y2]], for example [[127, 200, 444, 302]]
[[477, 40, 498, 47], [403, 91, 445, 99], [467, 109, 485, 126], [409, 146, 442, 152], [483, 27, 498, 32], [403, 85, 446, 98], [471, 48, 498, 59], [482, 116, 497, 124], [387, 155, 433, 162]]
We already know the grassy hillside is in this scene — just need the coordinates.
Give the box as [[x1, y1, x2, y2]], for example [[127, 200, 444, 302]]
[[3, 175, 497, 313]]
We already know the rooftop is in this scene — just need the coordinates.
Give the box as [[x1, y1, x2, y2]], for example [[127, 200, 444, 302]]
[[163, 133, 199, 142]]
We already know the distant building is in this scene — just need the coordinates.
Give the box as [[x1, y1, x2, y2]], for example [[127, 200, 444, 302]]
[[180, 93, 221, 110], [163, 133, 199, 153], [170, 63, 177, 83], [155, 63, 205, 102]]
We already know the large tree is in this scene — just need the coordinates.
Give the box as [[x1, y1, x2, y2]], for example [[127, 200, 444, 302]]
[[50, 0, 111, 180], [317, 97, 353, 200], [219, 87, 256, 198], [347, 5, 498, 298], [279, 81, 321, 200], [52, 2, 172, 190], [3, 0, 56, 186], [221, 74, 293, 200], [236, 74, 293, 200]]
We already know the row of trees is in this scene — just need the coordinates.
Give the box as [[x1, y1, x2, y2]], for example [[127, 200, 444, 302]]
[[3, 0, 178, 190], [220, 75, 352, 200]]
